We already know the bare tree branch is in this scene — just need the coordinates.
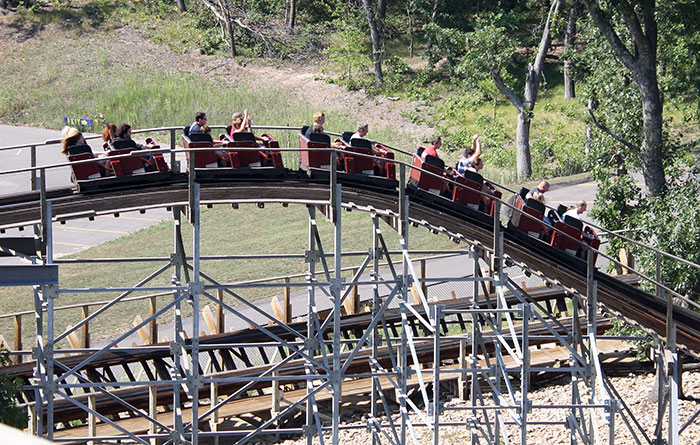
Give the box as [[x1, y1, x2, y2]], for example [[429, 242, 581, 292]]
[[587, 106, 641, 153], [492, 70, 524, 112], [580, 0, 636, 69], [618, 0, 649, 54]]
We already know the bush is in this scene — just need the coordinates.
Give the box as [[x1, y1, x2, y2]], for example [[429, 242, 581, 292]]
[[0, 349, 26, 429]]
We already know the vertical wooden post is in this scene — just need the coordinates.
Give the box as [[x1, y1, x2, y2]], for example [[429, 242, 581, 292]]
[[217, 289, 225, 333], [343, 268, 361, 315], [149, 296, 157, 345], [88, 394, 96, 445], [420, 259, 427, 298], [271, 370, 281, 416], [458, 338, 467, 400], [13, 315, 22, 364], [27, 404, 36, 435], [81, 305, 90, 349], [352, 267, 360, 314], [149, 385, 157, 445], [210, 382, 219, 443], [283, 278, 291, 323]]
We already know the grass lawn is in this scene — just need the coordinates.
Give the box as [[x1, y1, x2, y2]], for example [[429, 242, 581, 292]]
[[0, 203, 461, 348]]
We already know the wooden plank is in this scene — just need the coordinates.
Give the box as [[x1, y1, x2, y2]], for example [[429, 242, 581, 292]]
[[270, 297, 284, 322], [203, 305, 218, 336], [133, 316, 150, 345], [52, 340, 630, 440], [66, 325, 81, 353]]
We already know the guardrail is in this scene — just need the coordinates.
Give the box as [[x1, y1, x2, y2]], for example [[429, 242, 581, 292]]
[[0, 250, 464, 363], [0, 124, 697, 349]]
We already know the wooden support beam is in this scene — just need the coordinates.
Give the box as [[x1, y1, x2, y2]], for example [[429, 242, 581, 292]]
[[210, 382, 219, 435], [13, 314, 21, 364], [271, 370, 281, 417], [88, 393, 96, 445], [283, 278, 291, 324], [617, 248, 634, 275], [271, 297, 284, 322], [458, 338, 467, 400], [133, 316, 150, 345], [203, 305, 218, 336], [66, 325, 81, 353], [149, 385, 157, 445], [411, 283, 421, 305], [81, 305, 90, 349], [149, 296, 157, 345], [419, 259, 427, 298], [217, 289, 225, 333], [343, 269, 360, 315]]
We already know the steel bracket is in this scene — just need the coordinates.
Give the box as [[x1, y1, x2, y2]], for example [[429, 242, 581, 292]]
[[304, 250, 321, 263], [41, 284, 58, 300], [302, 424, 317, 437], [188, 281, 204, 297], [369, 247, 384, 260], [188, 374, 204, 390], [304, 337, 319, 352]]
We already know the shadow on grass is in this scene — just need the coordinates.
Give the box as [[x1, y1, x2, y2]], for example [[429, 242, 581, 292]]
[[7, 0, 121, 34]]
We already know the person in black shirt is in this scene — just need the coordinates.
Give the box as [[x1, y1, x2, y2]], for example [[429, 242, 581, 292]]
[[190, 112, 207, 134]]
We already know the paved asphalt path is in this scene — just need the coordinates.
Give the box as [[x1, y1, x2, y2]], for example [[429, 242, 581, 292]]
[[0, 125, 172, 263]]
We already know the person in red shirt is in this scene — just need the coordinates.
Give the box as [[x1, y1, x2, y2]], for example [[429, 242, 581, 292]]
[[421, 136, 442, 160]]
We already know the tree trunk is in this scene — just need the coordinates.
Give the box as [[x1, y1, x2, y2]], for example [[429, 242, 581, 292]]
[[222, 4, 237, 57], [1, 0, 7, 9], [563, 0, 579, 99], [287, 0, 296, 30], [581, 0, 666, 195], [176, 0, 187, 12], [637, 68, 666, 195], [362, 0, 385, 88], [406, 4, 413, 58], [516, 111, 533, 180], [426, 0, 439, 50]]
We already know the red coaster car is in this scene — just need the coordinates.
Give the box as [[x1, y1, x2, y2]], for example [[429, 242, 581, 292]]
[[299, 126, 332, 171], [408, 148, 447, 195], [510, 188, 548, 239]]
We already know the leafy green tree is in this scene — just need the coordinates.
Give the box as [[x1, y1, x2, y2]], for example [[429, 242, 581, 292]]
[[423, 23, 467, 76], [580, 1, 700, 305], [324, 16, 372, 88], [362, 0, 387, 88], [580, 0, 667, 195], [0, 348, 26, 429], [459, 0, 562, 180], [562, 0, 582, 99]]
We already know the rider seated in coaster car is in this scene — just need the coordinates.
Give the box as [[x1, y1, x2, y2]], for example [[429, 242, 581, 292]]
[[108, 124, 156, 171], [198, 125, 230, 167], [229, 109, 268, 144], [61, 126, 113, 178], [455, 134, 482, 176]]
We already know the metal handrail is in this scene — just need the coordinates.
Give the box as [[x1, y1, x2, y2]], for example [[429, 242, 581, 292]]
[[0, 251, 465, 321], [0, 124, 697, 307]]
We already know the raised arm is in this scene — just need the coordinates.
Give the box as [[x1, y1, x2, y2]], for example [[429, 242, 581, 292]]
[[468, 134, 481, 163]]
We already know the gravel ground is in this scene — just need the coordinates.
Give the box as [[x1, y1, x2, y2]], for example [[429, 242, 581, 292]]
[[275, 371, 700, 445]]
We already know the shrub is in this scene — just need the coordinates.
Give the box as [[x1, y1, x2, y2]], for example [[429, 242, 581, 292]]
[[0, 349, 27, 429]]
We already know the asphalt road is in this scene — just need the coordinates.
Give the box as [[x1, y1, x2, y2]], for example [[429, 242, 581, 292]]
[[0, 125, 172, 262]]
